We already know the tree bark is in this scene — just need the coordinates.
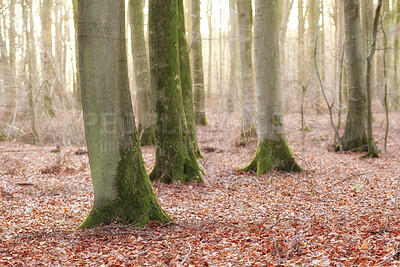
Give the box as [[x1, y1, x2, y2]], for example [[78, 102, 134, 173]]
[[128, 0, 155, 145], [77, 0, 171, 229], [242, 0, 301, 174], [40, 0, 54, 117], [237, 0, 256, 136], [192, 0, 208, 125], [149, 0, 203, 183], [340, 0, 368, 152], [177, 0, 202, 157], [227, 0, 238, 113], [363, 0, 382, 158]]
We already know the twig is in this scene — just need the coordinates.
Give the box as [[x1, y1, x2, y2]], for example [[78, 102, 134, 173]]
[[328, 172, 372, 189], [182, 242, 192, 264]]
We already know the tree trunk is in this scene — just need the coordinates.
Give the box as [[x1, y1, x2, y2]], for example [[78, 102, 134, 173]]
[[227, 0, 238, 113], [23, 0, 39, 144], [340, 0, 367, 152], [128, 0, 155, 145], [237, 0, 256, 136], [192, 0, 208, 125], [242, 0, 301, 174], [40, 0, 54, 117], [307, 0, 321, 110], [177, 0, 202, 156], [149, 0, 203, 183], [206, 0, 213, 100], [363, 0, 382, 158], [71, 0, 81, 106], [77, 0, 171, 229]]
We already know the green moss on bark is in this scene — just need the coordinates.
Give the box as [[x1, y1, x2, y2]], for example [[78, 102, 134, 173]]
[[241, 138, 301, 175], [79, 147, 171, 229]]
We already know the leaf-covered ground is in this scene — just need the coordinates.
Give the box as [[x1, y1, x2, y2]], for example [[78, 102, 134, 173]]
[[1, 111, 400, 266]]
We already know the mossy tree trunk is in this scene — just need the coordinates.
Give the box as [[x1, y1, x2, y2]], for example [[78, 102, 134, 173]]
[[192, 0, 208, 126], [242, 0, 301, 175], [237, 0, 256, 137], [177, 0, 202, 157], [340, 0, 368, 152], [77, 0, 171, 229], [149, 0, 203, 183], [128, 0, 155, 146]]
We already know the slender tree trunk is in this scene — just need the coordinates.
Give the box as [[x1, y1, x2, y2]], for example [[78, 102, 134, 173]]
[[364, 0, 382, 158], [227, 0, 238, 113], [242, 0, 301, 174], [177, 0, 202, 156], [128, 0, 155, 145], [192, 0, 208, 125], [23, 0, 39, 144], [77, 0, 171, 229], [149, 0, 203, 183], [71, 0, 81, 106], [237, 0, 256, 136], [340, 0, 367, 152], [307, 0, 321, 109], [40, 0, 54, 117], [206, 0, 213, 100]]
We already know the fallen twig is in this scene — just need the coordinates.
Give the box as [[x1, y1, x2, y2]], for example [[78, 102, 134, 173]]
[[395, 175, 400, 212], [327, 172, 373, 189]]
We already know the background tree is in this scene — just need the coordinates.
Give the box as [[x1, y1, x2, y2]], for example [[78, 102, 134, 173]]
[[237, 0, 256, 137], [40, 0, 54, 117], [364, 0, 382, 158], [149, 0, 202, 183], [340, 0, 367, 152], [77, 0, 171, 228], [178, 0, 202, 156], [242, 0, 301, 174], [128, 0, 155, 145], [192, 0, 208, 125]]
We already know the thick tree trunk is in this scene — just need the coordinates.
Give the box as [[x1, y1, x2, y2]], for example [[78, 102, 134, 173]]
[[128, 0, 155, 145], [192, 0, 208, 125], [237, 0, 256, 136], [242, 0, 301, 174], [71, 0, 81, 105], [77, 0, 171, 229], [149, 0, 203, 183], [340, 0, 368, 152]]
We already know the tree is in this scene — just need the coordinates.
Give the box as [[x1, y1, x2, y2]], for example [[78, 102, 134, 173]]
[[363, 0, 382, 158], [149, 0, 203, 183], [340, 0, 368, 152], [242, 0, 301, 175], [227, 0, 238, 113], [77, 0, 171, 229], [192, 0, 208, 125], [237, 0, 256, 136], [40, 0, 54, 117], [128, 0, 155, 145], [178, 0, 202, 157]]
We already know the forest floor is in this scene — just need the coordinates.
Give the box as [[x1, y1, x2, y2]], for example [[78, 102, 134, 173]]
[[1, 109, 400, 266]]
